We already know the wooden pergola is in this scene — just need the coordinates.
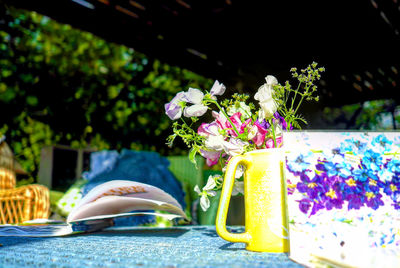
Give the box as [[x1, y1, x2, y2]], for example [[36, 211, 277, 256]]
[[6, 0, 400, 107]]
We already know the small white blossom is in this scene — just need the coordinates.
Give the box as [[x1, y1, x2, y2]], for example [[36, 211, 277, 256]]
[[227, 101, 252, 118], [194, 175, 218, 211], [204, 175, 218, 191]]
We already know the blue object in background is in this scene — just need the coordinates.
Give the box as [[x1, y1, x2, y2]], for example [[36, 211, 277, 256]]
[[82, 150, 119, 181], [81, 149, 186, 225]]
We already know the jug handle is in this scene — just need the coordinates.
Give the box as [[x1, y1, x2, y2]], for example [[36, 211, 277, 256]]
[[216, 154, 250, 243]]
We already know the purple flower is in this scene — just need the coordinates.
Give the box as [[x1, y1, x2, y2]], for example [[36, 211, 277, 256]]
[[165, 91, 185, 120], [310, 201, 325, 216], [256, 119, 270, 129], [298, 199, 312, 214], [273, 112, 292, 130], [296, 173, 324, 199], [346, 194, 364, 210], [323, 188, 344, 210], [365, 192, 384, 210], [342, 178, 363, 199]]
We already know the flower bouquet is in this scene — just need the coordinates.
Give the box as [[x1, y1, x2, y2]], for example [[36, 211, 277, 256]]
[[164, 62, 325, 211]]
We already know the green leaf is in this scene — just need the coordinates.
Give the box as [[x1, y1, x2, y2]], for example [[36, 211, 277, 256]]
[[189, 146, 199, 168]]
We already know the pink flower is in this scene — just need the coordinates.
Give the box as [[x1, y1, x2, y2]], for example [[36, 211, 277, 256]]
[[265, 136, 283, 148], [225, 112, 242, 136], [198, 122, 220, 137], [250, 121, 268, 147], [212, 111, 227, 130], [239, 119, 252, 134], [200, 149, 222, 166], [198, 122, 225, 151]]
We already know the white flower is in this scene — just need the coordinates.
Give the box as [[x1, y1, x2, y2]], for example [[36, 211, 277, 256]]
[[247, 125, 258, 140], [205, 135, 225, 151], [204, 175, 218, 191], [227, 101, 252, 118], [210, 80, 226, 96], [183, 104, 208, 117], [254, 75, 278, 119], [223, 138, 248, 157], [194, 175, 218, 211], [184, 88, 204, 104], [274, 123, 283, 136]]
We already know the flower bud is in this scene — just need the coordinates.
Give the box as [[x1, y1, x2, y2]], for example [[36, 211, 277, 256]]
[[210, 80, 226, 96]]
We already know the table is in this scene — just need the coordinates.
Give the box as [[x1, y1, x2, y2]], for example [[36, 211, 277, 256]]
[[0, 225, 303, 267]]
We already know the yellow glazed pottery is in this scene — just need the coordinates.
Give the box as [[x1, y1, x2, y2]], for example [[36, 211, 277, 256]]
[[216, 148, 289, 252]]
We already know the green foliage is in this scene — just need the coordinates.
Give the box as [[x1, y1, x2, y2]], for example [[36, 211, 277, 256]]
[[273, 62, 325, 129], [0, 7, 212, 181]]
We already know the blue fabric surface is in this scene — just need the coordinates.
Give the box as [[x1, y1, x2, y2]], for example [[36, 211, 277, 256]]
[[0, 226, 303, 268], [82, 150, 119, 181], [81, 150, 186, 226]]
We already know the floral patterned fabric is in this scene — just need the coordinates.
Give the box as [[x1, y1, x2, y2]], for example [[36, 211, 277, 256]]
[[285, 131, 400, 266]]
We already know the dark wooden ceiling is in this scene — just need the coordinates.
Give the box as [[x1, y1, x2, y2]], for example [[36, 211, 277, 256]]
[[6, 0, 400, 106]]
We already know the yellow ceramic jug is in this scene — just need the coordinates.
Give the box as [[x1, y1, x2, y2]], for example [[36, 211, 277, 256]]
[[216, 148, 290, 252]]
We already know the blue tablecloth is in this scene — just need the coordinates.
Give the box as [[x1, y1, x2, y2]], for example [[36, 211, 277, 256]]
[[0, 226, 303, 267]]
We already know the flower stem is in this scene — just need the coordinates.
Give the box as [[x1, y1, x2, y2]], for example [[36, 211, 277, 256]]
[[270, 118, 277, 148], [290, 82, 302, 112], [293, 83, 312, 115]]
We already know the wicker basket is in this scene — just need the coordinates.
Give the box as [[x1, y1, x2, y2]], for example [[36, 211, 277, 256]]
[[0, 139, 50, 224], [0, 184, 50, 224], [0, 167, 16, 190]]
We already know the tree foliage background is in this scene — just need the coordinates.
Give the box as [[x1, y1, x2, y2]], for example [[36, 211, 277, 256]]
[[0, 6, 212, 181]]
